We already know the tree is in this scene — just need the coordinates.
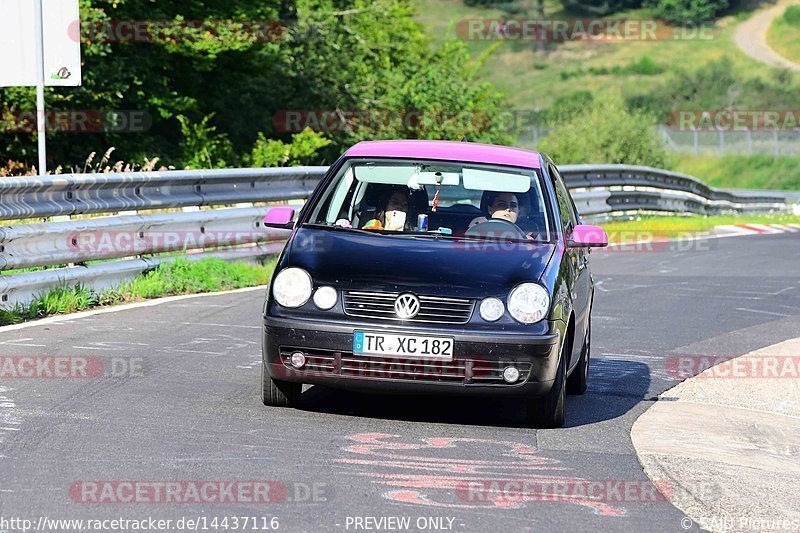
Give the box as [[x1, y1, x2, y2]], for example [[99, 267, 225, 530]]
[[559, 0, 643, 15], [649, 0, 729, 24], [0, 0, 512, 170], [539, 93, 673, 168]]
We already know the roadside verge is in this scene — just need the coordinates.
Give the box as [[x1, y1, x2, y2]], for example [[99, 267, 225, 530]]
[[631, 335, 800, 532]]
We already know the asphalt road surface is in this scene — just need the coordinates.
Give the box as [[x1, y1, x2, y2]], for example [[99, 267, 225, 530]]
[[1, 233, 798, 533]]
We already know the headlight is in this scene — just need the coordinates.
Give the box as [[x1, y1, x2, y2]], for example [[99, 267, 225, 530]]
[[479, 297, 505, 321], [272, 267, 312, 308], [313, 286, 337, 310], [507, 283, 550, 324]]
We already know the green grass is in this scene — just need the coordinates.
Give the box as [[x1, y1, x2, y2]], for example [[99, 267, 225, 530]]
[[0, 257, 276, 326], [413, 0, 779, 113], [675, 155, 800, 190], [412, 0, 800, 189], [123, 257, 274, 298], [600, 213, 800, 243], [767, 5, 800, 64]]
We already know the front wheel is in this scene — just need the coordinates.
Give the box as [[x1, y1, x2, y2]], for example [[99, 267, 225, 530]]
[[567, 321, 590, 395], [525, 340, 567, 428], [261, 363, 302, 407]]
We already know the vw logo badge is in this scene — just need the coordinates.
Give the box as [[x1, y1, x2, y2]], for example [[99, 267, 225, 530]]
[[395, 293, 420, 319]]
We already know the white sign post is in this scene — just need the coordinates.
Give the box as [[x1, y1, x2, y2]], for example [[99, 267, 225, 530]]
[[0, 0, 82, 175]]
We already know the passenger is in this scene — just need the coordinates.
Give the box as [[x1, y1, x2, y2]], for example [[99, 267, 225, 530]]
[[363, 187, 411, 230]]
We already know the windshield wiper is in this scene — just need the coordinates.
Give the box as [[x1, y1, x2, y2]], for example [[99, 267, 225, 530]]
[[393, 232, 479, 242]]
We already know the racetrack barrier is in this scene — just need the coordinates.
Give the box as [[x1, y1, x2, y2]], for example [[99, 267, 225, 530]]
[[0, 164, 788, 308]]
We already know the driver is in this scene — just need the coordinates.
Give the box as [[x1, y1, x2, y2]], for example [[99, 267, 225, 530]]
[[469, 191, 520, 227]]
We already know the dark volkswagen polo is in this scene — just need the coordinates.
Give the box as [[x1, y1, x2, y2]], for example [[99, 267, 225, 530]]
[[261, 140, 608, 427]]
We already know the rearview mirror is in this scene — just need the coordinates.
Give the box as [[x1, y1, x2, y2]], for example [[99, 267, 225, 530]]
[[263, 206, 296, 229], [568, 224, 608, 248]]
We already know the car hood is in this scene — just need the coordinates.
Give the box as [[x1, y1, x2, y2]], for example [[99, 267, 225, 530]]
[[286, 226, 555, 298]]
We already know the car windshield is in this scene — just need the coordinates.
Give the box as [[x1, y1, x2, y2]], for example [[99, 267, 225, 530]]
[[305, 159, 552, 242]]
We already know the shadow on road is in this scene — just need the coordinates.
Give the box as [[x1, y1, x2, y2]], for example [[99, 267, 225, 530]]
[[565, 358, 652, 428], [292, 357, 651, 429]]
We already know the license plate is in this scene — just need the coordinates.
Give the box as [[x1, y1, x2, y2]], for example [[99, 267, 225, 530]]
[[353, 331, 454, 361]]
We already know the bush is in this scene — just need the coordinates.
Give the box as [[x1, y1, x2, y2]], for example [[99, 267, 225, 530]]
[[559, 0, 643, 15], [650, 0, 728, 24], [558, 56, 664, 80], [250, 128, 331, 167], [177, 114, 236, 169], [546, 91, 594, 122], [0, 160, 32, 176], [626, 55, 664, 75], [626, 58, 800, 123], [784, 5, 800, 26], [539, 94, 673, 168]]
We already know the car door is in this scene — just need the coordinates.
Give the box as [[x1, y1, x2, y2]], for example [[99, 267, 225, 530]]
[[549, 163, 590, 368]]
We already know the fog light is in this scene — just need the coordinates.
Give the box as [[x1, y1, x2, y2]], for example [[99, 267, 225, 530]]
[[313, 286, 337, 310], [290, 352, 306, 369], [479, 297, 505, 322], [503, 366, 520, 383]]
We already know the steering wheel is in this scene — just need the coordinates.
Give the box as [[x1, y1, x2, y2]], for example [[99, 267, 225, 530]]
[[464, 217, 528, 240]]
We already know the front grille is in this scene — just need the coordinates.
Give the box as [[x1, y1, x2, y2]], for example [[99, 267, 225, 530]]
[[279, 348, 531, 385], [343, 291, 474, 324]]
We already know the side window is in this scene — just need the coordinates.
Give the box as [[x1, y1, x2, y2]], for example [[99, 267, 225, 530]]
[[549, 164, 577, 233]]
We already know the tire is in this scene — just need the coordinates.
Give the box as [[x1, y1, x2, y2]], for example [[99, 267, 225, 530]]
[[567, 320, 590, 395], [261, 362, 301, 407], [526, 339, 567, 428]]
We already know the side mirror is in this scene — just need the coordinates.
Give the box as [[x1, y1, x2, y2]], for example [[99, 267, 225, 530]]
[[263, 206, 296, 229], [568, 224, 608, 248]]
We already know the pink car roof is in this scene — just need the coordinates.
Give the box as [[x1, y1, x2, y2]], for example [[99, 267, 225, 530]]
[[344, 140, 541, 169]]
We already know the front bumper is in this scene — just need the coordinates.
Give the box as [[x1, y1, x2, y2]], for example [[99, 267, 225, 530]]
[[262, 316, 561, 397]]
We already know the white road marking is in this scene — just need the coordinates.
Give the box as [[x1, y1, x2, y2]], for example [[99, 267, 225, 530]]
[[71, 341, 150, 351], [0, 285, 268, 334], [715, 225, 755, 235], [601, 352, 662, 359], [0, 386, 21, 445], [0, 338, 46, 347], [771, 286, 796, 296], [773, 224, 800, 232], [744, 223, 784, 234], [735, 307, 790, 317], [169, 304, 233, 308], [155, 348, 225, 355]]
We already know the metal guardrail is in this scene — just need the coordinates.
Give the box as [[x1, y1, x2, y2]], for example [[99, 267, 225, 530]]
[[0, 163, 789, 309], [0, 166, 324, 220], [0, 207, 287, 270], [560, 164, 787, 215]]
